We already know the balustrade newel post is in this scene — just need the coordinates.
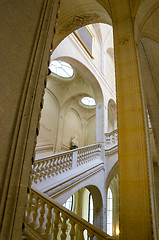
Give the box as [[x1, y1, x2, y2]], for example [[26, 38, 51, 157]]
[[72, 150, 78, 169]]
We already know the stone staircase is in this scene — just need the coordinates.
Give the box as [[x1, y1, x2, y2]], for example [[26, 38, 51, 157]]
[[24, 187, 116, 240], [23, 141, 118, 239], [32, 144, 104, 199]]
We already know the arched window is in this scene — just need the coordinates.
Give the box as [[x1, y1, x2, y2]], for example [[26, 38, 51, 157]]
[[88, 194, 93, 224], [63, 195, 73, 211], [107, 188, 113, 235]]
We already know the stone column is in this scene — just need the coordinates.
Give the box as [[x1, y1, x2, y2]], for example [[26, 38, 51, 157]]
[[0, 0, 60, 239], [109, 0, 153, 239]]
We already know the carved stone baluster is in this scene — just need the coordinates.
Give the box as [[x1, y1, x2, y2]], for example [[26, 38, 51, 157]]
[[26, 191, 33, 224], [93, 148, 95, 160], [84, 151, 86, 163], [62, 155, 66, 172], [59, 155, 63, 174], [69, 153, 73, 169], [87, 231, 94, 240], [37, 162, 43, 182], [61, 213, 67, 240], [115, 131, 118, 144], [97, 237, 102, 240], [87, 149, 89, 162], [83, 151, 85, 164], [60, 155, 63, 173], [40, 161, 45, 181], [46, 160, 50, 178], [47, 159, 51, 178], [50, 158, 56, 176], [56, 156, 60, 174], [32, 164, 35, 183], [66, 154, 69, 170], [81, 152, 83, 164], [44, 204, 52, 239], [37, 199, 45, 234], [80, 152, 83, 164], [47, 159, 51, 177], [30, 195, 39, 229], [69, 219, 76, 240], [65, 155, 68, 172], [79, 152, 81, 165], [77, 151, 80, 166], [91, 149, 93, 161], [52, 208, 60, 240], [43, 160, 48, 179], [77, 225, 84, 240], [33, 163, 39, 184], [66, 154, 69, 171], [55, 156, 59, 175], [84, 150, 87, 163]]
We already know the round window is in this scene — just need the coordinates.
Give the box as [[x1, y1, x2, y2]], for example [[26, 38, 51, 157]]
[[49, 60, 74, 78], [81, 97, 96, 106]]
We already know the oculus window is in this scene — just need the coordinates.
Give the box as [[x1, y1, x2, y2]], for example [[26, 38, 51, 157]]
[[49, 60, 74, 78], [81, 97, 96, 107]]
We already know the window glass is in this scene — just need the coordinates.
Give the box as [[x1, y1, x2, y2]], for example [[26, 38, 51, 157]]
[[75, 26, 93, 55], [63, 196, 73, 211], [107, 188, 113, 236], [81, 97, 96, 106], [49, 60, 74, 78], [88, 194, 93, 224]]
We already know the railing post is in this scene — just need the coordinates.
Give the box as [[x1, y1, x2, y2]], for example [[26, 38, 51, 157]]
[[72, 150, 78, 169]]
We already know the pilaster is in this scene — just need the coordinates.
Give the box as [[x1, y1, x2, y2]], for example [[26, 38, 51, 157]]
[[0, 0, 60, 239], [109, 0, 153, 239]]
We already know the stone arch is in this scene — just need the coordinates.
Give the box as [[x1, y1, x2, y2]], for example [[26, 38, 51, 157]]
[[84, 115, 96, 146], [35, 88, 60, 156], [53, 0, 112, 50], [106, 161, 118, 191], [135, 1, 159, 162], [135, 3, 159, 236], [62, 108, 82, 150], [61, 184, 104, 230], [86, 185, 103, 229], [0, 1, 114, 237], [106, 47, 114, 62], [105, 162, 119, 236], [52, 56, 105, 143]]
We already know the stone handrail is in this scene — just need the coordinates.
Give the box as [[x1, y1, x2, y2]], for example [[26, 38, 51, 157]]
[[105, 129, 118, 148], [32, 144, 102, 184], [24, 186, 115, 240]]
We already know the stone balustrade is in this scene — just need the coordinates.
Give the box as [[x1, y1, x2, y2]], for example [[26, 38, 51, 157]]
[[105, 129, 118, 149], [24, 187, 115, 240], [32, 151, 73, 184], [77, 144, 101, 166], [32, 144, 102, 184]]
